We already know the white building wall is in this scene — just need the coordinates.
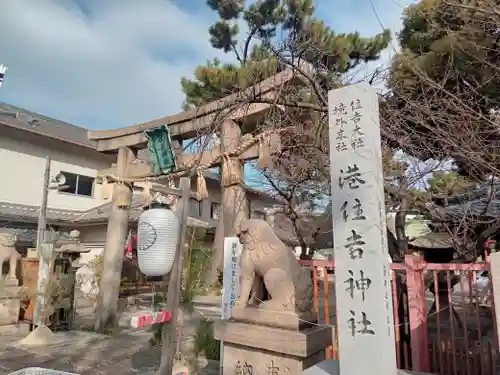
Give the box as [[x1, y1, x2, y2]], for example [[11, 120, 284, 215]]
[[0, 127, 114, 210]]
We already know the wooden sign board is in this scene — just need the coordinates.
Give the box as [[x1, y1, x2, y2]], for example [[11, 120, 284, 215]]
[[221, 237, 243, 320], [221, 237, 243, 373]]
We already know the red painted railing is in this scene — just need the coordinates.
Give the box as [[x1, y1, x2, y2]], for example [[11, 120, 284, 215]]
[[298, 256, 497, 375]]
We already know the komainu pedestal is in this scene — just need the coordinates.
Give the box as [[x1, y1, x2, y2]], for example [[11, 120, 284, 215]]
[[215, 318, 332, 375], [215, 219, 333, 375], [0, 278, 21, 326]]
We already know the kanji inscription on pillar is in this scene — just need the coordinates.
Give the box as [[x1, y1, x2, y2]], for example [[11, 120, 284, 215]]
[[328, 83, 397, 375]]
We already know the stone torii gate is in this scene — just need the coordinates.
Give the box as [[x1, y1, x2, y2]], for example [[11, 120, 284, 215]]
[[88, 69, 300, 330]]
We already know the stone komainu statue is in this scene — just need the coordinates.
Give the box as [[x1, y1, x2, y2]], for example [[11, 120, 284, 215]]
[[235, 219, 313, 313], [0, 233, 21, 279]]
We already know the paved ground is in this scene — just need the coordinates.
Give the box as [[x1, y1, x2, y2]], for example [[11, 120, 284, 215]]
[[0, 297, 222, 375], [3, 279, 491, 374], [0, 327, 162, 375]]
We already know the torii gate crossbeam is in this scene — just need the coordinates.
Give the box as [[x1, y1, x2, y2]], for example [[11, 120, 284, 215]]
[[88, 68, 299, 334]]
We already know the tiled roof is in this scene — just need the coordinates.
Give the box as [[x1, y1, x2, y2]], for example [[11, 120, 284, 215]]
[[0, 202, 80, 222], [0, 103, 96, 149], [0, 195, 214, 229], [439, 200, 500, 219], [0, 227, 37, 244], [0, 227, 82, 246], [429, 184, 500, 220], [75, 194, 149, 222], [72, 194, 213, 228]]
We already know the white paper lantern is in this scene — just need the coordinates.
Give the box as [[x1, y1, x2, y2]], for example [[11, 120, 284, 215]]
[[137, 206, 180, 277]]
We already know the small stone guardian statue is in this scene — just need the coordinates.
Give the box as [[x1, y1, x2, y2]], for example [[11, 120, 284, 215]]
[[0, 233, 21, 280], [235, 219, 313, 313]]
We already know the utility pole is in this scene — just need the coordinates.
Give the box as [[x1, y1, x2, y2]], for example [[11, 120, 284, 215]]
[[33, 156, 52, 327], [36, 157, 51, 253]]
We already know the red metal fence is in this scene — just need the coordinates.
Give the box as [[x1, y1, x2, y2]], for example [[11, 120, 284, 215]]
[[298, 255, 497, 375]]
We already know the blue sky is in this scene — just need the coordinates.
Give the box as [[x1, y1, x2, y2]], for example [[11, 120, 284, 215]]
[[0, 0, 415, 132]]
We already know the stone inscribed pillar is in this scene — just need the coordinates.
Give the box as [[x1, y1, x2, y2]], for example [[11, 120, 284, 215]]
[[215, 219, 332, 375], [328, 83, 397, 375]]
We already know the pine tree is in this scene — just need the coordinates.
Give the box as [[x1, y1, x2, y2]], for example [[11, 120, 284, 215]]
[[385, 0, 500, 179], [181, 0, 391, 108], [185, 0, 392, 284], [427, 170, 473, 198]]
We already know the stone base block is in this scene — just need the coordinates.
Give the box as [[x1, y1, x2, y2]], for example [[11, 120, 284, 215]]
[[0, 285, 21, 326], [3, 277, 19, 286], [231, 306, 316, 330], [215, 320, 332, 375], [222, 342, 325, 375]]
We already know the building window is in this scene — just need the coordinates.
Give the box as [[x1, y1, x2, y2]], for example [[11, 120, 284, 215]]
[[189, 199, 203, 217], [58, 171, 95, 197], [210, 202, 221, 220]]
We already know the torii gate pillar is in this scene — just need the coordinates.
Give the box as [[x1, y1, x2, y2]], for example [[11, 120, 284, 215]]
[[94, 145, 136, 332], [211, 120, 249, 277]]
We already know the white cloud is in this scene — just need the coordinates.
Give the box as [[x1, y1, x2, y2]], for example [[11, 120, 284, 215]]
[[0, 0, 224, 129], [0, 0, 413, 130]]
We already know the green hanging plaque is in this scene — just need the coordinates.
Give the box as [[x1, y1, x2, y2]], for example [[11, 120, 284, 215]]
[[145, 125, 178, 175]]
